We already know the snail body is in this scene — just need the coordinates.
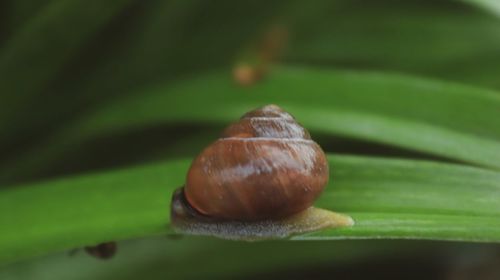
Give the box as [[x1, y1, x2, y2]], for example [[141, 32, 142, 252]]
[[171, 105, 353, 240]]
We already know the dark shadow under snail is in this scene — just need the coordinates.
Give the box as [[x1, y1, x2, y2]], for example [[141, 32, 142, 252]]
[[170, 104, 354, 240]]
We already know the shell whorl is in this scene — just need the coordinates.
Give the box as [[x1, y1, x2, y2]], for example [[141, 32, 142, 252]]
[[184, 104, 329, 221], [222, 104, 311, 140]]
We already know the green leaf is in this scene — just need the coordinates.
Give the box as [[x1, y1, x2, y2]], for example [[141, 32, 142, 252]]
[[1, 155, 499, 264], [0, 0, 133, 144], [0, 238, 454, 280], [284, 1, 500, 89], [3, 0, 52, 35], [461, 0, 500, 17], [3, 67, 500, 184], [0, 0, 292, 160]]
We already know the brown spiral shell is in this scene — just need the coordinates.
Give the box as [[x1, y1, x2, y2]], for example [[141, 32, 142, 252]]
[[184, 104, 329, 221]]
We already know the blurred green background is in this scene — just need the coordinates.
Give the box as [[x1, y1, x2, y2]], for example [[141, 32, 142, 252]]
[[1, 0, 500, 279]]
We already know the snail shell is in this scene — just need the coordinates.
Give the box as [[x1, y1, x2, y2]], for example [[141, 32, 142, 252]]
[[184, 104, 329, 221]]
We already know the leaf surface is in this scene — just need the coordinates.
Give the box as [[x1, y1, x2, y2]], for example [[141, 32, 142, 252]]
[[1, 155, 499, 264]]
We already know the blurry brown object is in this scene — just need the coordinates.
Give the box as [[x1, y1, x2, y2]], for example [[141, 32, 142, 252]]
[[233, 63, 266, 86], [258, 24, 289, 63], [233, 24, 289, 86], [84, 242, 117, 260]]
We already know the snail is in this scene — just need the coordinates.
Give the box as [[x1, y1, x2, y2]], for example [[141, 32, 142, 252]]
[[170, 105, 354, 240]]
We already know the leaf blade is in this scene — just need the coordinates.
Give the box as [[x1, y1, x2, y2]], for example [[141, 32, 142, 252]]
[[1, 155, 500, 264], [4, 67, 500, 184]]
